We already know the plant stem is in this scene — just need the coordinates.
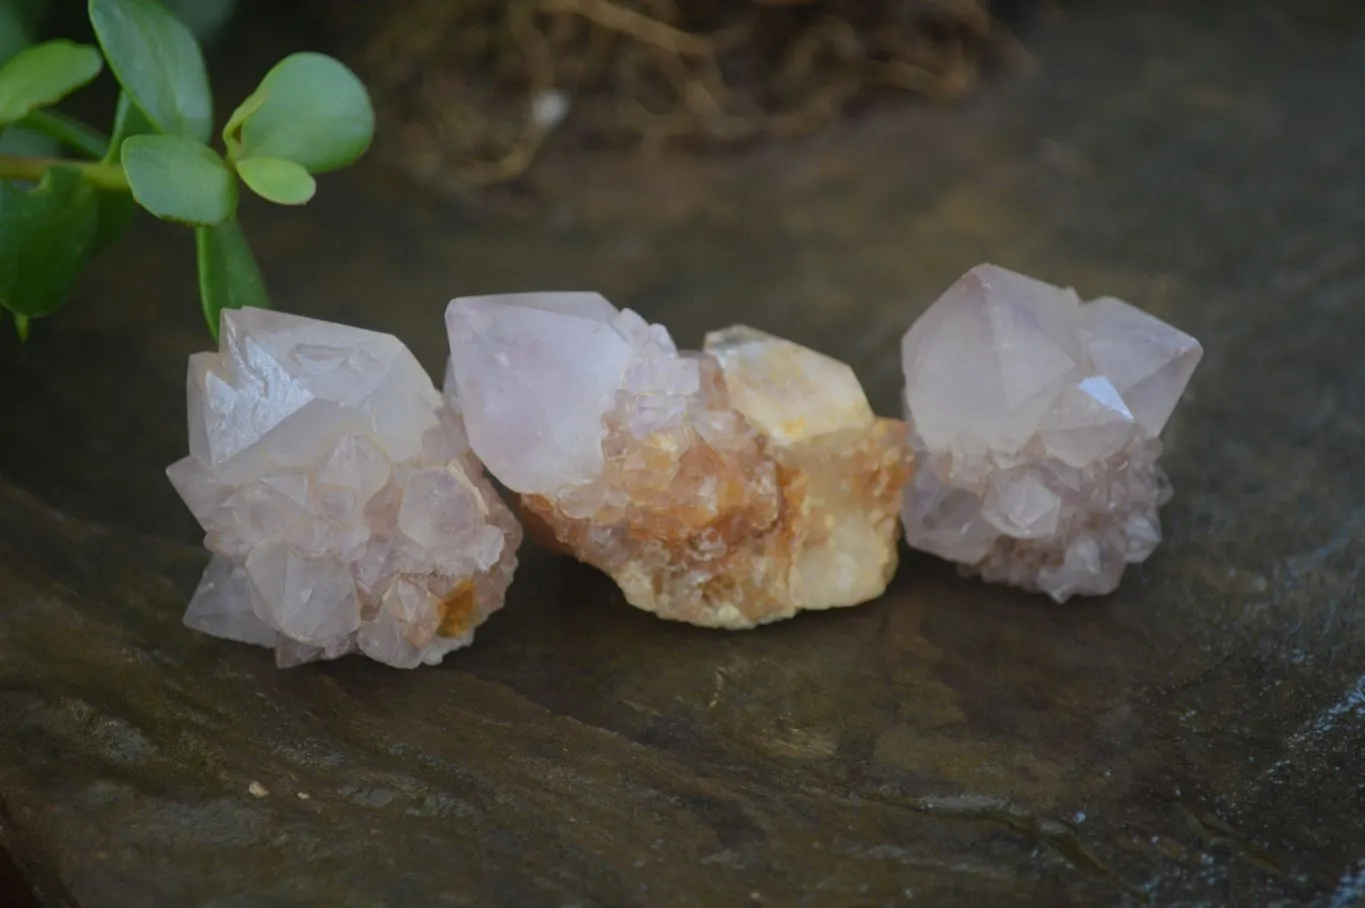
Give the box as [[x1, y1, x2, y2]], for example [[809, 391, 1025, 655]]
[[0, 154, 128, 191], [19, 110, 111, 159]]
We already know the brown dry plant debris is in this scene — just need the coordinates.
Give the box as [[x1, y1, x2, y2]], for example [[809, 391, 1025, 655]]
[[312, 0, 1052, 187]]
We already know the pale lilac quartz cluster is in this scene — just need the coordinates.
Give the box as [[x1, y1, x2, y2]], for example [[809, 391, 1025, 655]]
[[900, 264, 1202, 601], [167, 308, 521, 668]]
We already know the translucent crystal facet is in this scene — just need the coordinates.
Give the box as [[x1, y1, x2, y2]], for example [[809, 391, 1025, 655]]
[[900, 265, 1202, 602], [168, 308, 522, 668], [445, 292, 634, 494], [704, 326, 876, 445], [445, 294, 910, 628]]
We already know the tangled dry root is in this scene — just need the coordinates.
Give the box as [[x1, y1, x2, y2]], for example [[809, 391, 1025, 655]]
[[315, 0, 1042, 187]]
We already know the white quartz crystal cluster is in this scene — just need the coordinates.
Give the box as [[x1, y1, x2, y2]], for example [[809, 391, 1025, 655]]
[[900, 264, 1202, 601], [167, 308, 521, 668]]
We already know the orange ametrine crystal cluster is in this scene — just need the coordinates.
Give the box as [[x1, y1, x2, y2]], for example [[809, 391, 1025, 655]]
[[444, 294, 911, 628]]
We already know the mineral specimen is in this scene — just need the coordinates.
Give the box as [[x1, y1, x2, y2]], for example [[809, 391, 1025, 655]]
[[899, 264, 1202, 601], [444, 292, 910, 628], [167, 307, 522, 668]]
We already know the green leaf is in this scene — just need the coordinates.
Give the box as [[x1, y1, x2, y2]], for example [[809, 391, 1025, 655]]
[[14, 312, 30, 340], [235, 156, 315, 205], [88, 0, 212, 142], [0, 40, 103, 125], [121, 133, 236, 225], [19, 109, 108, 158], [104, 90, 155, 163], [236, 53, 374, 173], [10, 0, 52, 30], [196, 217, 268, 337], [0, 166, 100, 318], [0, 6, 34, 68], [94, 187, 136, 252], [159, 0, 237, 43], [0, 125, 58, 157], [220, 87, 263, 161]]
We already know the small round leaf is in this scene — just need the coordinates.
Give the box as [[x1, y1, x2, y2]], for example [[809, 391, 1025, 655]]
[[235, 156, 316, 206], [89, 0, 213, 142], [0, 166, 100, 318], [121, 133, 237, 226], [0, 40, 104, 125], [238, 53, 374, 173]]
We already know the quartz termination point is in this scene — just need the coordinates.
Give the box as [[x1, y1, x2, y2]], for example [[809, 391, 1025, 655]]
[[167, 308, 522, 668], [899, 264, 1202, 602], [444, 292, 910, 628]]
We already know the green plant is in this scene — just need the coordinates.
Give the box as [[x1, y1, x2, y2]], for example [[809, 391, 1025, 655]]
[[0, 0, 375, 339]]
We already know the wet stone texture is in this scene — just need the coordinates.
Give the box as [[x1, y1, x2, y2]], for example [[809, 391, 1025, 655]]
[[2, 0, 1365, 905]]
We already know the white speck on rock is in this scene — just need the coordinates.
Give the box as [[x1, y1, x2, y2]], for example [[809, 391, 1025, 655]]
[[531, 89, 570, 131]]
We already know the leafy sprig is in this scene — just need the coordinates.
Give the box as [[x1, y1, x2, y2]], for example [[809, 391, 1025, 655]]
[[0, 0, 375, 338]]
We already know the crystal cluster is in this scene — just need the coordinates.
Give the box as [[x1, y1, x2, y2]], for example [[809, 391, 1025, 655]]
[[900, 264, 1202, 601], [167, 308, 521, 668], [445, 292, 910, 628]]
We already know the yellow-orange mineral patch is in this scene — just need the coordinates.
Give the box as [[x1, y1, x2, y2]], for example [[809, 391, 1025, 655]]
[[515, 329, 913, 629], [436, 581, 478, 637]]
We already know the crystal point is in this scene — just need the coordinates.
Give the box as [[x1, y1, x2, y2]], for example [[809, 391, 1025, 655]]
[[1083, 296, 1203, 435], [902, 264, 1087, 455], [446, 295, 911, 628], [184, 555, 279, 647], [703, 326, 874, 445], [168, 308, 522, 668], [445, 293, 633, 494], [900, 266, 1201, 601]]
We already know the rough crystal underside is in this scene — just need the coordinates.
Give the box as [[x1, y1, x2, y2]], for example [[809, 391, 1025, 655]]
[[168, 307, 521, 668], [900, 264, 1202, 602], [446, 294, 910, 628]]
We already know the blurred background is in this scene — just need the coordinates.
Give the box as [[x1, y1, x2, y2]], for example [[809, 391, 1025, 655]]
[[3, 0, 1058, 196]]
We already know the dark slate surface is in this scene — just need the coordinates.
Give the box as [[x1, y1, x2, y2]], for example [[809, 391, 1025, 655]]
[[2, 1, 1364, 905]]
